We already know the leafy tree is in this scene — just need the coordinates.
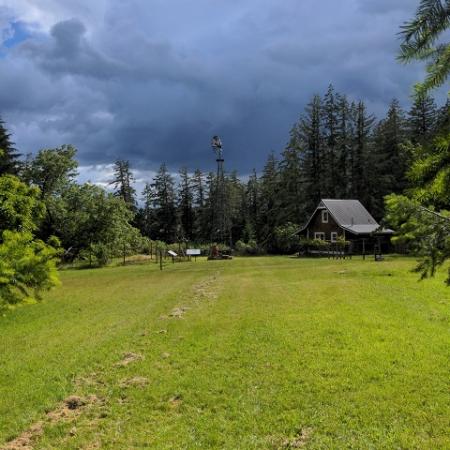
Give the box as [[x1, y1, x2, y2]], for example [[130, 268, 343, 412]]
[[23, 145, 78, 198], [0, 118, 20, 176], [0, 175, 60, 309], [0, 231, 60, 308], [398, 0, 450, 95], [110, 159, 136, 209], [22, 145, 79, 240], [273, 222, 300, 254], [0, 175, 44, 234], [54, 183, 140, 265]]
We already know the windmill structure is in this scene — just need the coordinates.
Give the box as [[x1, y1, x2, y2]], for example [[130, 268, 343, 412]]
[[210, 136, 231, 248]]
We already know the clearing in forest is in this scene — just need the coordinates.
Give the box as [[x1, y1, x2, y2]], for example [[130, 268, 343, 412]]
[[0, 256, 449, 449]]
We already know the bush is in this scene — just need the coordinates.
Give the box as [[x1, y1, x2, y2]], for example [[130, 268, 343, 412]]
[[0, 231, 61, 309], [234, 239, 263, 256]]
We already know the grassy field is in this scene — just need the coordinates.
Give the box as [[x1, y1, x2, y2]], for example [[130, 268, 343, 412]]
[[0, 256, 449, 449]]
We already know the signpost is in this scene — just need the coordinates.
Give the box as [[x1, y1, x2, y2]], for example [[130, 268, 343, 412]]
[[187, 249, 201, 261]]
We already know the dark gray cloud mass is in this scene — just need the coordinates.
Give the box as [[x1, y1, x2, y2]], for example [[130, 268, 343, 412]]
[[0, 0, 447, 180]]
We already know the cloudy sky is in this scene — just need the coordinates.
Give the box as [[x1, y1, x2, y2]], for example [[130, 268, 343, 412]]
[[0, 0, 447, 186]]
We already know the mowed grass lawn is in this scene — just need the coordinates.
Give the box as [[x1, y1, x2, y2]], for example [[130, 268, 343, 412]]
[[0, 256, 449, 449]]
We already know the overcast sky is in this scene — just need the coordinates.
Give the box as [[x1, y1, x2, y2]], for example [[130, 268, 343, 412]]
[[0, 0, 447, 186]]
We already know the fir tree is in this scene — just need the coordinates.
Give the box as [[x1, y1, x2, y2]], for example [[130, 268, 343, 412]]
[[408, 92, 437, 144], [150, 163, 177, 242], [178, 167, 194, 240], [110, 159, 136, 209], [0, 117, 20, 176]]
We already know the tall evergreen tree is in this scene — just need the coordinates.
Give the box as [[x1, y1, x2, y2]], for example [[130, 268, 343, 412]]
[[377, 99, 409, 194], [353, 101, 375, 202], [298, 95, 324, 211], [257, 152, 280, 250], [407, 92, 438, 144], [0, 117, 20, 176], [110, 160, 136, 209], [321, 84, 339, 197], [335, 94, 352, 197], [150, 163, 177, 242], [178, 167, 194, 240], [136, 182, 154, 238]]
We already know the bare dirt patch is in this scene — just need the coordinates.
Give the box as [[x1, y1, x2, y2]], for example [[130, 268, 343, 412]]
[[1, 422, 43, 450], [114, 352, 143, 367], [281, 427, 313, 448], [1, 395, 102, 450], [119, 376, 149, 388], [168, 306, 190, 318]]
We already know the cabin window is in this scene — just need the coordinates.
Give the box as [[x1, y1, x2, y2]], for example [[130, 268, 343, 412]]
[[314, 232, 325, 241], [322, 210, 328, 223], [331, 232, 338, 242]]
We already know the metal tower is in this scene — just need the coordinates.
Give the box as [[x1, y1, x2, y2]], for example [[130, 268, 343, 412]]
[[211, 136, 229, 245]]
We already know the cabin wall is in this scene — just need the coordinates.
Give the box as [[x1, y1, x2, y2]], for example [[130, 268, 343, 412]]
[[306, 209, 344, 241]]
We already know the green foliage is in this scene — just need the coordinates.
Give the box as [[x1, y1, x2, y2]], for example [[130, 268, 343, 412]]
[[273, 222, 300, 254], [0, 231, 61, 309], [407, 131, 450, 206], [0, 117, 21, 176], [385, 194, 450, 284], [0, 175, 44, 234], [398, 0, 450, 95], [234, 239, 263, 256], [56, 184, 141, 266], [23, 145, 78, 197]]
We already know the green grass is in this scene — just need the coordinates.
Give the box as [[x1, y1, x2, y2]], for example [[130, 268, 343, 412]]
[[0, 256, 449, 449]]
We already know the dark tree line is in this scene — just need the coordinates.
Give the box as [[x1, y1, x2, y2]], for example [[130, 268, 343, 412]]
[[110, 86, 447, 252], [0, 85, 448, 255]]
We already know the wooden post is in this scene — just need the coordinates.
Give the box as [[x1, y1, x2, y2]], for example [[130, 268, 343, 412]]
[[160, 250, 163, 271], [362, 239, 366, 260]]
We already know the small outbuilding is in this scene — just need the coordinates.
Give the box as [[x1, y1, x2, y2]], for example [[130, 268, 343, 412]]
[[299, 199, 393, 254]]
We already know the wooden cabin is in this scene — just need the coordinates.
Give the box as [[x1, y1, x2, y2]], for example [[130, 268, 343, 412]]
[[299, 199, 393, 252]]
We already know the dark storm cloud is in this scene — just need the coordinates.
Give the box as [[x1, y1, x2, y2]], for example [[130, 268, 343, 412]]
[[0, 0, 446, 180]]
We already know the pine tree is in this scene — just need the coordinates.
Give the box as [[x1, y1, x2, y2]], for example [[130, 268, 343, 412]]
[[408, 92, 437, 144], [321, 84, 339, 197], [335, 94, 352, 197], [0, 117, 20, 176], [298, 95, 324, 211], [191, 169, 209, 242], [110, 160, 136, 209], [137, 182, 154, 238], [257, 152, 280, 251], [375, 99, 409, 197], [278, 141, 304, 225], [178, 167, 194, 241], [243, 169, 259, 241], [150, 163, 177, 242], [353, 101, 375, 202]]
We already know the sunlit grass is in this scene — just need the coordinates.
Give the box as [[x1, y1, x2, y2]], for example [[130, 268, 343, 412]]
[[1, 256, 449, 448]]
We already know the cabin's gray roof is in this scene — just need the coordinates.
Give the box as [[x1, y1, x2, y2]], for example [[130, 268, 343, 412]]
[[300, 199, 393, 235], [321, 199, 378, 233]]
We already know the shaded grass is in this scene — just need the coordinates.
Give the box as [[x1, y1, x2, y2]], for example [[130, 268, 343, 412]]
[[0, 256, 449, 449]]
